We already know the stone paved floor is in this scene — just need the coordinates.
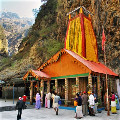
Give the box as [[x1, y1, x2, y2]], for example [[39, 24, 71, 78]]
[[0, 99, 120, 120]]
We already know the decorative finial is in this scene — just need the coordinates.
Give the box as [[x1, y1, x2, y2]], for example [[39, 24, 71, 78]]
[[88, 14, 91, 19], [69, 14, 71, 19], [80, 7, 83, 13]]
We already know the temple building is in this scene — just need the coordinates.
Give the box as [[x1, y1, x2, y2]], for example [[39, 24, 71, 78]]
[[23, 8, 118, 106]]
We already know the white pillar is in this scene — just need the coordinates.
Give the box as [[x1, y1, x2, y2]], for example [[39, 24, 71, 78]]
[[55, 79, 58, 93], [30, 81, 33, 105], [76, 77, 80, 93], [88, 74, 92, 92], [65, 78, 68, 105]]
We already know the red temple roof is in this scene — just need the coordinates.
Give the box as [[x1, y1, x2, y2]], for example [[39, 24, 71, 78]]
[[23, 69, 50, 80], [64, 49, 118, 76]]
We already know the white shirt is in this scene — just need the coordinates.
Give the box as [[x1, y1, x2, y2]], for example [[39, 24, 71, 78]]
[[88, 94, 95, 106], [47, 92, 51, 100]]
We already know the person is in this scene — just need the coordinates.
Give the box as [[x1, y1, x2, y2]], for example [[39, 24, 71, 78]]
[[75, 92, 83, 119], [22, 95, 27, 109], [115, 93, 120, 110], [53, 92, 60, 115], [88, 91, 95, 116], [16, 97, 24, 120], [50, 91, 54, 108], [47, 92, 51, 109], [51, 91, 55, 108], [35, 93, 41, 109], [74, 94, 78, 118], [94, 93, 98, 113], [81, 91, 88, 116], [110, 92, 117, 113], [45, 93, 48, 108]]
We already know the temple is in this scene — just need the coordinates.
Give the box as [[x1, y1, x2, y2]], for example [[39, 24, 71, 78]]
[[23, 8, 118, 106]]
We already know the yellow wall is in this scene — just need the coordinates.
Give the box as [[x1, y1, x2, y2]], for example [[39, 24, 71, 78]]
[[41, 50, 91, 77]]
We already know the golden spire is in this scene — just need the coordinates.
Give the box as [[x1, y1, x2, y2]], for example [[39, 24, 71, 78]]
[[88, 14, 91, 19], [80, 7, 83, 13], [69, 14, 71, 19]]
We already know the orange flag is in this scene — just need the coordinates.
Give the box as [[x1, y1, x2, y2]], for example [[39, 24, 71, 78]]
[[102, 29, 106, 51]]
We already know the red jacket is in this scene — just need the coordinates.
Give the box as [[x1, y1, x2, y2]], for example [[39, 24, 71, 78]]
[[111, 94, 115, 101], [22, 96, 27, 102]]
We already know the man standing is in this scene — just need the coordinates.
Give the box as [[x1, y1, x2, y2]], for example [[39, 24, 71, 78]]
[[47, 92, 51, 109], [53, 92, 60, 115], [81, 91, 88, 116], [16, 97, 24, 120], [22, 95, 27, 109], [88, 91, 95, 116], [94, 93, 98, 113]]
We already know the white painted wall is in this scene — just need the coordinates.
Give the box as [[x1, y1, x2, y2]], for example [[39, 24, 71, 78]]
[[116, 79, 120, 99]]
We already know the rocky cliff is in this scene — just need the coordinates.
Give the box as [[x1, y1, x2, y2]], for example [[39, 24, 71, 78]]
[[0, 11, 33, 56], [0, 0, 119, 82], [0, 25, 8, 55]]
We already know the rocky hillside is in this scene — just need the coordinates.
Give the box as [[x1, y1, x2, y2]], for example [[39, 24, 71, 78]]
[[0, 0, 119, 82], [0, 12, 33, 55], [0, 25, 8, 56]]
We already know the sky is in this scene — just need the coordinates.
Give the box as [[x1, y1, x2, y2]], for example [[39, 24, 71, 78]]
[[0, 0, 43, 18]]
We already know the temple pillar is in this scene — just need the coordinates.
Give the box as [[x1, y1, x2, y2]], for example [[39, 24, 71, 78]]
[[40, 79, 44, 106], [37, 81, 39, 92], [88, 74, 92, 92], [39, 81, 41, 94], [30, 81, 33, 105], [113, 79, 117, 93], [76, 77, 80, 93], [55, 79, 58, 93], [97, 75, 101, 97], [65, 78, 68, 105], [47, 80, 50, 93], [97, 74, 102, 105]]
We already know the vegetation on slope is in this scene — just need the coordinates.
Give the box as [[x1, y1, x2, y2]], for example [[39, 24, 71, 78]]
[[0, 25, 8, 55]]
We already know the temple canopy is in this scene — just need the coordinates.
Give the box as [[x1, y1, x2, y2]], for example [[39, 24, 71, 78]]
[[23, 69, 50, 80]]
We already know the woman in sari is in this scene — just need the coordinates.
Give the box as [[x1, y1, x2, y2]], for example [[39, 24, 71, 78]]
[[75, 92, 83, 119], [111, 92, 117, 113], [115, 93, 120, 110], [35, 93, 41, 109]]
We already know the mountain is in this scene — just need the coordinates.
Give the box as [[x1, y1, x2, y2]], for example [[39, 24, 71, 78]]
[[0, 0, 119, 82], [0, 11, 34, 55], [1, 12, 20, 19]]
